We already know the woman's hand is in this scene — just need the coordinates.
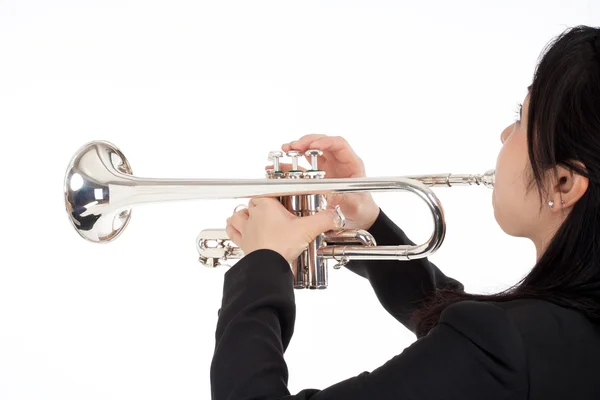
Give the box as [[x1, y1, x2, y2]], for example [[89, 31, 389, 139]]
[[274, 134, 381, 230], [225, 197, 343, 263]]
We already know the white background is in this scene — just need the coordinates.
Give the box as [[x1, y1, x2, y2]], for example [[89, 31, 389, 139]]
[[1, 0, 598, 398]]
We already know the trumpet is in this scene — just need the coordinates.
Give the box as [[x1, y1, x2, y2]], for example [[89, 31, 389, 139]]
[[64, 141, 494, 289]]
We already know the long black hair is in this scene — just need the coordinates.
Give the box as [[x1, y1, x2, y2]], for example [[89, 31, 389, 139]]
[[412, 25, 600, 338]]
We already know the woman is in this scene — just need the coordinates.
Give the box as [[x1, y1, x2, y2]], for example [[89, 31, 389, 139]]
[[210, 25, 600, 399]]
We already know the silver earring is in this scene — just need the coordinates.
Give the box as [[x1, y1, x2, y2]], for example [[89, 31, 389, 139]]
[[548, 200, 565, 208]]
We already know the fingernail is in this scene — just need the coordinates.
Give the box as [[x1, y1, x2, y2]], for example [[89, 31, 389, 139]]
[[333, 205, 345, 229], [333, 214, 342, 228], [331, 210, 343, 229]]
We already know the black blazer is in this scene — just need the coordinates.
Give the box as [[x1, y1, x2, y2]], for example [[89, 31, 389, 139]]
[[210, 209, 600, 399]]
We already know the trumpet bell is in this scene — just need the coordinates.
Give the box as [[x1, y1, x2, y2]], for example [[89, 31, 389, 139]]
[[64, 141, 134, 243]]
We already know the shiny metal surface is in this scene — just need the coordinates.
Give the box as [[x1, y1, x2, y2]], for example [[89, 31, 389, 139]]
[[64, 141, 134, 243], [64, 140, 494, 288]]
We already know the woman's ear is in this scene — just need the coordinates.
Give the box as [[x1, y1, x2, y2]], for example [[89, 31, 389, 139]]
[[548, 162, 589, 211]]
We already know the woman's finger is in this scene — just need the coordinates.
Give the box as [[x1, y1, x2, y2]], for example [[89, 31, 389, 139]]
[[225, 221, 242, 245], [282, 134, 327, 152], [231, 205, 249, 219], [233, 204, 248, 214], [230, 209, 248, 232], [248, 197, 279, 211], [284, 135, 361, 167], [307, 136, 360, 164]]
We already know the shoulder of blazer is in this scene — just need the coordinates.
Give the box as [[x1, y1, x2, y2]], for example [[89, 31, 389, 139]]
[[486, 298, 592, 329], [437, 300, 529, 372]]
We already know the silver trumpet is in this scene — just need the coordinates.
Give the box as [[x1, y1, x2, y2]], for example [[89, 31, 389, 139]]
[[64, 141, 494, 289]]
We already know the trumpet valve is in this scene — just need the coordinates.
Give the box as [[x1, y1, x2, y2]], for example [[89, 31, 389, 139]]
[[268, 151, 283, 171], [267, 151, 285, 179], [285, 150, 302, 171], [303, 149, 325, 179], [305, 149, 323, 171]]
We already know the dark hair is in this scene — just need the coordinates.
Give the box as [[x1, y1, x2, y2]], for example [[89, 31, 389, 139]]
[[412, 25, 600, 338]]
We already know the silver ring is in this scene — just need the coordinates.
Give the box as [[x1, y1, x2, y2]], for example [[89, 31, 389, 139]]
[[234, 204, 247, 213]]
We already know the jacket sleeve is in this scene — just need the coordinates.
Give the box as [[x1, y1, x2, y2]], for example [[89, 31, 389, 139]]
[[210, 248, 528, 400], [343, 208, 464, 334]]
